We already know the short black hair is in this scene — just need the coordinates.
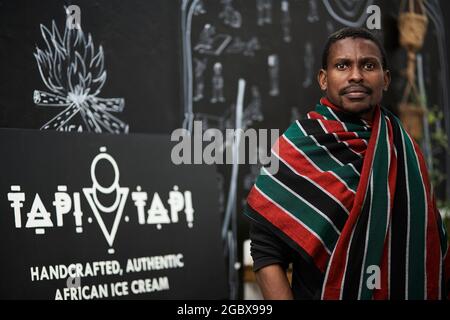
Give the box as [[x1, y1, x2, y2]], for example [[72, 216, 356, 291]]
[[321, 27, 388, 70]]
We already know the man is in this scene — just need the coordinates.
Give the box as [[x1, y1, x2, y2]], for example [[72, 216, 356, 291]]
[[244, 27, 450, 300]]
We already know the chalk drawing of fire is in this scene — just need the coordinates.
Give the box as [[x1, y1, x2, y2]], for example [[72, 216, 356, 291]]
[[33, 21, 129, 133]]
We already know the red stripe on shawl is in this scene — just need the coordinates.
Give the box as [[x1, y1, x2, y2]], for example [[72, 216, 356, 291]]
[[314, 98, 368, 156], [247, 187, 330, 272], [307, 109, 367, 156], [333, 131, 367, 155], [308, 112, 326, 120], [276, 136, 355, 212]]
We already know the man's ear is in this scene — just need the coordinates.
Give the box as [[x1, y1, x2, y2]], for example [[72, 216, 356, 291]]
[[383, 69, 391, 91], [317, 69, 327, 91]]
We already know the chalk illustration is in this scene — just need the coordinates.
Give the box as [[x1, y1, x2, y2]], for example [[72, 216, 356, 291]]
[[194, 23, 232, 56], [243, 164, 261, 192], [193, 57, 207, 101], [226, 36, 261, 57], [216, 173, 225, 213], [335, 0, 367, 18], [281, 0, 292, 43], [211, 62, 225, 103], [33, 21, 128, 133], [256, 0, 272, 26], [243, 86, 263, 129], [219, 0, 242, 29], [302, 42, 314, 88], [195, 23, 214, 50], [323, 0, 373, 27], [268, 54, 280, 96], [290, 106, 301, 123], [193, 0, 206, 15], [326, 20, 335, 34], [307, 0, 320, 23]]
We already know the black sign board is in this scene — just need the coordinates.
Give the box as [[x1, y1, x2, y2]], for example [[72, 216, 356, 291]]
[[0, 129, 227, 299]]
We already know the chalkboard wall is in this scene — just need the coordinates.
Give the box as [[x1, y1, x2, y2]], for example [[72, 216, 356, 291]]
[[1, 0, 449, 299], [1, 1, 448, 136]]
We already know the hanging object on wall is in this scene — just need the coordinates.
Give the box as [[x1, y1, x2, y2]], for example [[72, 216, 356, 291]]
[[397, 0, 428, 141]]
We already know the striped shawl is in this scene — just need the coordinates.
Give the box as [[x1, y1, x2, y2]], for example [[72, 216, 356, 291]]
[[245, 98, 450, 299]]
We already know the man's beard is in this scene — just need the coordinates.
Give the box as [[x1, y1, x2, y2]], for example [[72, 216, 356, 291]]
[[337, 84, 375, 117], [348, 103, 374, 117], [339, 84, 373, 96]]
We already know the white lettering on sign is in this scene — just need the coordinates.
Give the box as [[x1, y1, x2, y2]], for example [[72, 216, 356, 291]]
[[7, 147, 195, 254]]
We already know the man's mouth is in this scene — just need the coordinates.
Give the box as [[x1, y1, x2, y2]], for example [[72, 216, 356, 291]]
[[340, 85, 372, 99]]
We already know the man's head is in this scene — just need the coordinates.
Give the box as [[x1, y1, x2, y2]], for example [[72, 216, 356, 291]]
[[318, 27, 390, 121]]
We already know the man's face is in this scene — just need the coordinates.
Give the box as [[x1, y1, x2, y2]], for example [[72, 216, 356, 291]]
[[317, 37, 390, 121]]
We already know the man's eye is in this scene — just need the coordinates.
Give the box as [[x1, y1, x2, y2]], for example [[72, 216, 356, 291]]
[[364, 63, 375, 70], [336, 63, 347, 70]]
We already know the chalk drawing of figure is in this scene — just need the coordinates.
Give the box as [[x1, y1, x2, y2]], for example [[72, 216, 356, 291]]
[[194, 57, 207, 101], [326, 20, 335, 35], [290, 106, 301, 123], [307, 0, 320, 23], [268, 54, 279, 96], [193, 0, 206, 15], [194, 23, 215, 52], [302, 42, 314, 88], [257, 0, 272, 26], [219, 0, 242, 29], [243, 86, 263, 129], [243, 37, 261, 56], [281, 0, 292, 43], [211, 62, 225, 103]]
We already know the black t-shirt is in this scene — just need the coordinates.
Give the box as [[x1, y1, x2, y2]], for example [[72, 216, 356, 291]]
[[249, 219, 324, 300]]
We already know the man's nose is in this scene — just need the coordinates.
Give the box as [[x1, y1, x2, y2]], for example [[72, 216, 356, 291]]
[[348, 67, 363, 83]]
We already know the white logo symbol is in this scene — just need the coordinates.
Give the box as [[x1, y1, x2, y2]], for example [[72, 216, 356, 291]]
[[83, 147, 129, 254]]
